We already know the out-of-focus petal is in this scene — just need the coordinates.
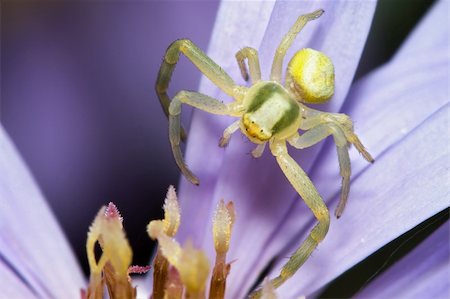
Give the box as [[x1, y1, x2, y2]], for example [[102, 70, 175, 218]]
[[0, 261, 37, 298], [355, 221, 450, 299], [0, 126, 85, 298], [273, 1, 449, 295], [176, 1, 376, 298]]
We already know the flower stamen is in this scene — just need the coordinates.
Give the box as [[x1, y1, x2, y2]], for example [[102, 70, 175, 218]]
[[85, 203, 135, 299], [148, 186, 181, 298], [164, 266, 183, 299], [209, 200, 235, 299], [149, 223, 209, 298]]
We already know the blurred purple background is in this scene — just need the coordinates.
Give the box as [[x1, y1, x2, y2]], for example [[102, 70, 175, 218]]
[[2, 1, 219, 273]]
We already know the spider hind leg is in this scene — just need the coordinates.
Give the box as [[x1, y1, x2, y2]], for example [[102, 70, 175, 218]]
[[288, 123, 351, 218], [250, 141, 330, 298]]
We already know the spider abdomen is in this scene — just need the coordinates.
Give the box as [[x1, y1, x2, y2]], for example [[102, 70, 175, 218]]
[[241, 82, 300, 143]]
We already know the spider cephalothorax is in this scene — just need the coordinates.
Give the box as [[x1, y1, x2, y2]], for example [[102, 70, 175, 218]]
[[241, 81, 300, 143], [156, 9, 373, 298]]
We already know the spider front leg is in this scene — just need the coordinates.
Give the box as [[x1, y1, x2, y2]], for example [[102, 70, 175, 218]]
[[169, 91, 243, 185], [250, 140, 330, 298], [235, 47, 262, 83], [219, 120, 240, 148], [156, 39, 245, 140], [218, 120, 267, 158]]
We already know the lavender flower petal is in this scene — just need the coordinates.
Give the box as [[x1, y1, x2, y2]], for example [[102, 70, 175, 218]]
[[355, 222, 450, 299], [0, 261, 36, 298], [278, 0, 449, 253], [176, 1, 276, 245], [394, 0, 449, 60], [176, 1, 376, 297], [272, 1, 449, 295], [279, 103, 450, 297], [0, 126, 84, 298]]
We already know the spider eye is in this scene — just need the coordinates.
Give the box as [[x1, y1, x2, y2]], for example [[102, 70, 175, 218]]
[[286, 48, 334, 104]]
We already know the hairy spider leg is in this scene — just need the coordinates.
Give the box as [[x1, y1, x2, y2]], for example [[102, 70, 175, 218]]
[[301, 107, 374, 163], [235, 47, 262, 83], [270, 9, 324, 83], [250, 140, 330, 298], [234, 47, 267, 157], [169, 91, 244, 185], [293, 107, 374, 217], [288, 124, 350, 218], [156, 39, 243, 140]]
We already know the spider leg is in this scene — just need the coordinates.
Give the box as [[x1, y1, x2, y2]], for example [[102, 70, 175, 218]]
[[235, 47, 262, 83], [270, 9, 324, 82], [251, 143, 266, 158], [288, 124, 351, 218], [156, 39, 245, 140], [249, 141, 329, 298], [301, 107, 374, 163], [219, 120, 240, 148], [169, 91, 243, 185]]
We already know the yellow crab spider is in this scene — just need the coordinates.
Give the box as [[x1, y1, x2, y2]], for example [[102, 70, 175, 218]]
[[156, 9, 374, 297]]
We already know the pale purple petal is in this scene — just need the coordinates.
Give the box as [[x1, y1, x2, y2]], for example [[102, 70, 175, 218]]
[[0, 126, 85, 298], [258, 1, 377, 112], [394, 0, 449, 60], [355, 222, 449, 299], [0, 261, 36, 298], [273, 1, 449, 295], [177, 1, 276, 245], [176, 1, 376, 297], [278, 103, 450, 297], [307, 0, 449, 206], [213, 2, 375, 297], [276, 0, 448, 232]]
